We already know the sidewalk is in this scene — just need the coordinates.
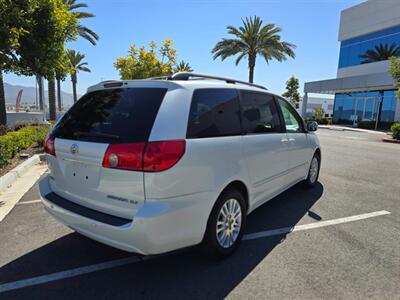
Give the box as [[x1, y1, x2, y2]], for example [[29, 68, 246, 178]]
[[319, 125, 389, 135], [0, 155, 48, 222]]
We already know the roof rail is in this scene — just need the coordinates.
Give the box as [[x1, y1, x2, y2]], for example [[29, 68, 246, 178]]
[[167, 72, 267, 90], [144, 75, 169, 80]]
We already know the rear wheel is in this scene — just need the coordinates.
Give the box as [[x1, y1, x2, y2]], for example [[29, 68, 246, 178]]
[[304, 152, 320, 187], [203, 188, 246, 259]]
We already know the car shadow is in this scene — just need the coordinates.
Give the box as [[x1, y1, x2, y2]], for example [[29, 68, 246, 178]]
[[1, 182, 323, 299]]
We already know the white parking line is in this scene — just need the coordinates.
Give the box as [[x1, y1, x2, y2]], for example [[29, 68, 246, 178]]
[[243, 210, 390, 240], [16, 199, 42, 205], [344, 136, 366, 140], [0, 210, 391, 293], [0, 256, 142, 293]]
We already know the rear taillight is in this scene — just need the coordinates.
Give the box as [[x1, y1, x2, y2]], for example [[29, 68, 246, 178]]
[[44, 134, 56, 157], [143, 140, 186, 172], [102, 143, 146, 171], [102, 140, 185, 172]]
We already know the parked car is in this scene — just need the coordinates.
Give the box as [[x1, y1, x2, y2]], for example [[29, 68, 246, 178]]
[[39, 73, 321, 258]]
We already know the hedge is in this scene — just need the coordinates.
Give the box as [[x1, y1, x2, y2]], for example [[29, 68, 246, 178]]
[[0, 125, 50, 168], [391, 123, 400, 140], [357, 120, 395, 130], [315, 117, 332, 125]]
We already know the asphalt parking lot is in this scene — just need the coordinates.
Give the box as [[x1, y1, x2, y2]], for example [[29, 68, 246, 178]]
[[0, 129, 399, 299]]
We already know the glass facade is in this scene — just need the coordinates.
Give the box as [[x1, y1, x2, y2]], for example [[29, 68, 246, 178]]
[[333, 90, 398, 123], [338, 25, 400, 68]]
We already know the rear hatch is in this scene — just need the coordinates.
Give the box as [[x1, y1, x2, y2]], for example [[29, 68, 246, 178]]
[[47, 87, 167, 220]]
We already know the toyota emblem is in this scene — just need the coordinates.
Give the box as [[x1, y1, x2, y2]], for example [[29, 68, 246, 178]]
[[70, 144, 79, 155]]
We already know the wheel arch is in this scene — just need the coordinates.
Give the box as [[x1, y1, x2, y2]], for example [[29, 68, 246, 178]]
[[219, 180, 250, 213], [315, 147, 321, 159]]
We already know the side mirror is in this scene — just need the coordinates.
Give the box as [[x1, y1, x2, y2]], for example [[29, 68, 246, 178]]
[[307, 121, 318, 132]]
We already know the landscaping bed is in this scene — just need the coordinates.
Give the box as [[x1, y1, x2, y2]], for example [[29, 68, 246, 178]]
[[0, 144, 43, 177], [382, 138, 400, 144], [0, 125, 50, 175]]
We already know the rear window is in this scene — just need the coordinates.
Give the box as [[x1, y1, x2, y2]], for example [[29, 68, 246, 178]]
[[52, 88, 167, 143], [187, 88, 241, 138]]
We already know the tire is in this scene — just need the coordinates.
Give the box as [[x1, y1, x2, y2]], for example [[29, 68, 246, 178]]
[[202, 188, 247, 259], [304, 152, 320, 187]]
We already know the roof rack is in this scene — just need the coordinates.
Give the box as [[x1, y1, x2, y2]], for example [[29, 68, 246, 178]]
[[144, 72, 267, 90], [167, 72, 267, 90], [145, 75, 169, 80]]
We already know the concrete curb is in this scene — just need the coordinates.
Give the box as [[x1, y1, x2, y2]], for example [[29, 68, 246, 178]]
[[0, 154, 42, 193], [382, 138, 400, 144], [319, 125, 388, 135]]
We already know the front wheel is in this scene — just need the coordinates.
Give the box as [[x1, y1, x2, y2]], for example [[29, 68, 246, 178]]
[[202, 188, 247, 259], [304, 153, 320, 187]]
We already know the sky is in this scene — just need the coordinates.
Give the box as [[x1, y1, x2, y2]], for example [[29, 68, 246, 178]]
[[4, 0, 361, 97]]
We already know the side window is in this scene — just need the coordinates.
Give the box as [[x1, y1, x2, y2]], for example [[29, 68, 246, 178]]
[[187, 89, 241, 138], [278, 98, 304, 133], [240, 91, 282, 134]]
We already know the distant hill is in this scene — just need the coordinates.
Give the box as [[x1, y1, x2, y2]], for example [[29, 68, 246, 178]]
[[4, 82, 75, 106]]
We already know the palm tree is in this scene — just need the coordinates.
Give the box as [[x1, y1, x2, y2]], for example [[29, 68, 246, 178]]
[[47, 0, 99, 120], [67, 50, 90, 103], [212, 16, 296, 83], [173, 61, 193, 73], [359, 43, 400, 63]]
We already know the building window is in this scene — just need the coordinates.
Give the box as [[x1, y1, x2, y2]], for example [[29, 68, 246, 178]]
[[333, 90, 398, 123], [338, 25, 400, 68]]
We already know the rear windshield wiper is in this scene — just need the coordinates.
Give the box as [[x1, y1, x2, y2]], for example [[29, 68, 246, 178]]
[[73, 131, 120, 140]]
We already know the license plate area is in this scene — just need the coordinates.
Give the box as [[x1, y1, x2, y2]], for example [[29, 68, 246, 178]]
[[64, 160, 100, 188]]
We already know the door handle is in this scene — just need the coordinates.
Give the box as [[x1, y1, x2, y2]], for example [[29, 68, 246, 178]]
[[288, 138, 296, 142], [281, 138, 289, 143]]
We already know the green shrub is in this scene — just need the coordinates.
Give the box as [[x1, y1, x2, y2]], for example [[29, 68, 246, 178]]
[[391, 123, 400, 140], [333, 118, 353, 125], [0, 125, 50, 168], [357, 120, 375, 129], [315, 117, 332, 125], [357, 120, 395, 130]]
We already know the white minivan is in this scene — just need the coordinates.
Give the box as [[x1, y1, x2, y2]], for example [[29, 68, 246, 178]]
[[39, 73, 321, 258]]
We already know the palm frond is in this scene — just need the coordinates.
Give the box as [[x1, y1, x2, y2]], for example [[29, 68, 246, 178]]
[[235, 52, 248, 66], [78, 66, 91, 72], [71, 11, 95, 19], [359, 42, 400, 63], [65, 0, 99, 45], [64, 0, 88, 10], [212, 39, 248, 60], [77, 26, 99, 45]]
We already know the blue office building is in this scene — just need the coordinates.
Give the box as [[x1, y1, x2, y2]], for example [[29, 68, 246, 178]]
[[303, 0, 400, 124]]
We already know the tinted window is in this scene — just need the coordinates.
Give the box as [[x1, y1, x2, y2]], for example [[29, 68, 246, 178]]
[[240, 91, 282, 134], [52, 88, 167, 143], [277, 98, 304, 133], [187, 89, 241, 138]]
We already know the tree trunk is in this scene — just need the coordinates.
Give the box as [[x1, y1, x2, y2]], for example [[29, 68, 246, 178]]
[[0, 69, 7, 126], [56, 78, 62, 111], [248, 55, 256, 83], [48, 75, 56, 121], [37, 76, 44, 111], [72, 73, 77, 103]]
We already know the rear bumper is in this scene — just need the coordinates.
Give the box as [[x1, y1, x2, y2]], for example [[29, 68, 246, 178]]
[[38, 175, 215, 255]]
